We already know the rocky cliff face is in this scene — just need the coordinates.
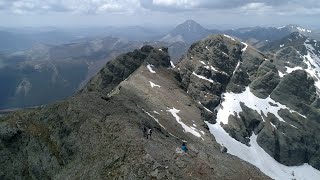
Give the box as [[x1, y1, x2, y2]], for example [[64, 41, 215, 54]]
[[1, 33, 320, 180], [175, 34, 320, 179], [0, 45, 269, 179]]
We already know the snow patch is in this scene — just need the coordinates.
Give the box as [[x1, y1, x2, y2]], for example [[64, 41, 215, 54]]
[[297, 26, 312, 33], [285, 66, 303, 73], [278, 71, 285, 78], [303, 41, 320, 92], [203, 64, 228, 75], [167, 107, 203, 138], [206, 122, 320, 180], [147, 64, 156, 73], [198, 101, 213, 113], [142, 108, 178, 138], [241, 42, 248, 52], [170, 61, 175, 68], [233, 61, 241, 75], [222, 52, 229, 57], [223, 34, 236, 41], [149, 81, 161, 88], [280, 44, 285, 48], [200, 61, 206, 65], [216, 87, 306, 125], [192, 72, 214, 83]]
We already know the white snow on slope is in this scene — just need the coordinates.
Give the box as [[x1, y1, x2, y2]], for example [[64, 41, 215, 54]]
[[278, 71, 285, 77], [147, 64, 156, 73], [198, 101, 213, 113], [223, 34, 236, 41], [201, 60, 228, 75], [200, 60, 206, 65], [277, 41, 320, 82], [297, 26, 312, 33], [216, 87, 306, 125], [303, 42, 320, 91], [167, 107, 203, 138], [222, 52, 229, 57], [142, 108, 178, 138], [241, 42, 248, 52], [170, 61, 175, 68], [192, 72, 214, 83], [280, 44, 285, 48], [149, 81, 161, 88], [203, 65, 229, 75], [285, 66, 303, 73], [206, 122, 320, 180], [233, 61, 241, 75]]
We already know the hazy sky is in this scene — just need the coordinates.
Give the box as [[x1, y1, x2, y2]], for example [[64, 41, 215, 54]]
[[0, 0, 319, 29]]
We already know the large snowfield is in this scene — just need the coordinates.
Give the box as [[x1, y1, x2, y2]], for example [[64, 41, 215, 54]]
[[207, 86, 320, 180]]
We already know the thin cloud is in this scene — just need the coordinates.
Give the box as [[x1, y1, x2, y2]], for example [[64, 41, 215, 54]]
[[0, 0, 319, 28], [0, 0, 140, 14], [0, 0, 319, 16]]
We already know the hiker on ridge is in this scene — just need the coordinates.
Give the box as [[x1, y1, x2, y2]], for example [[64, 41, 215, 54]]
[[181, 142, 188, 152], [147, 128, 152, 139]]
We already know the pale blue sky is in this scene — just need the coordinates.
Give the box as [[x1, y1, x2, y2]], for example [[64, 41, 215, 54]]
[[0, 0, 319, 29]]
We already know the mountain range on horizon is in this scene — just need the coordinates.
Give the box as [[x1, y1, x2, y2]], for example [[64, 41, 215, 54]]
[[160, 19, 319, 44], [1, 19, 320, 112], [1, 19, 319, 52]]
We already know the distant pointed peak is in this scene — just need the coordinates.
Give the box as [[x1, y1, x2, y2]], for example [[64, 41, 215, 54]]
[[176, 19, 204, 29], [182, 19, 199, 24]]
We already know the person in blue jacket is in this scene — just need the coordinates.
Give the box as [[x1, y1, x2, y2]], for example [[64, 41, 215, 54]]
[[181, 142, 187, 152]]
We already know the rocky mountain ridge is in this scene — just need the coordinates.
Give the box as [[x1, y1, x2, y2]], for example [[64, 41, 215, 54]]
[[0, 44, 269, 179], [1, 33, 320, 179], [1, 20, 317, 111], [175, 34, 320, 179]]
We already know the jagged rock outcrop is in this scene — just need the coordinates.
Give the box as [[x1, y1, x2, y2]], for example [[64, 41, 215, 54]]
[[83, 46, 171, 95], [175, 33, 320, 176], [177, 35, 243, 111], [0, 45, 269, 179], [2, 32, 320, 179]]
